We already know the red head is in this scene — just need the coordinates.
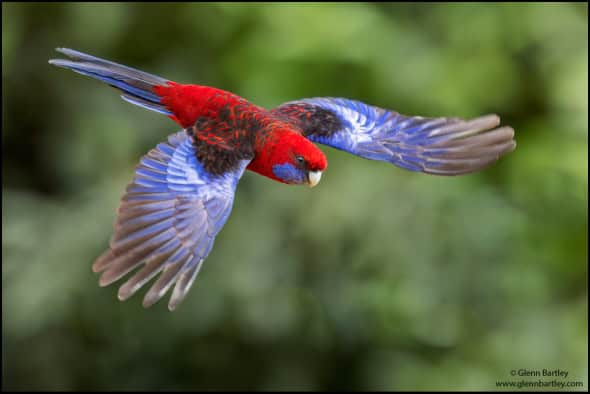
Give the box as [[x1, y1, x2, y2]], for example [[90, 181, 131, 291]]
[[248, 128, 328, 187]]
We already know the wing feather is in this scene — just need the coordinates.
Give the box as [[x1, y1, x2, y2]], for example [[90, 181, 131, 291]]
[[273, 98, 515, 175], [93, 131, 250, 310]]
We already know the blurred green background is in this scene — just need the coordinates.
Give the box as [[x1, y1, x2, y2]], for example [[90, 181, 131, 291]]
[[2, 2, 587, 391]]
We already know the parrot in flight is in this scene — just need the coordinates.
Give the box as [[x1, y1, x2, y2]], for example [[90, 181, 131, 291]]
[[49, 48, 516, 311]]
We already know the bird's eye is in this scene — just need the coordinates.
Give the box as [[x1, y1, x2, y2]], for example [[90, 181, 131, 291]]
[[295, 155, 305, 165]]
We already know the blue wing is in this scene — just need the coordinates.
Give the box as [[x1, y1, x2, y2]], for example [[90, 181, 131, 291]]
[[93, 131, 250, 311], [272, 98, 516, 175]]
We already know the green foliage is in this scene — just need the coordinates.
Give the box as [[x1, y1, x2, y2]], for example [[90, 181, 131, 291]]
[[2, 3, 587, 391]]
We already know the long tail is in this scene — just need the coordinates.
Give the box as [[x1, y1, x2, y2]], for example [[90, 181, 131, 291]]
[[49, 48, 172, 116]]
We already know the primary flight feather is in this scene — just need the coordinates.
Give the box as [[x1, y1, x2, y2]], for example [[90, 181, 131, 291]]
[[49, 48, 516, 310]]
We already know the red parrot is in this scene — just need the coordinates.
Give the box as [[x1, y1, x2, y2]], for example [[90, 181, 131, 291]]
[[49, 48, 516, 311]]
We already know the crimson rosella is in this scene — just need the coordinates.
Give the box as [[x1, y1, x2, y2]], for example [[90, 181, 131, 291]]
[[49, 48, 516, 311]]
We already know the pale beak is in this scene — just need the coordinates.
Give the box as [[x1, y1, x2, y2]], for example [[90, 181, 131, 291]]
[[307, 171, 322, 187]]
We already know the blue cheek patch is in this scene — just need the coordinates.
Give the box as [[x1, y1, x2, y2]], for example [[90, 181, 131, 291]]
[[272, 163, 306, 184]]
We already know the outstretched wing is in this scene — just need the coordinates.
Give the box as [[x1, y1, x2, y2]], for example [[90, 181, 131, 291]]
[[93, 131, 250, 311], [272, 98, 516, 175]]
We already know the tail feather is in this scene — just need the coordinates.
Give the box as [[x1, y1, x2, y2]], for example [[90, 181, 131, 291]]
[[121, 94, 172, 116], [49, 48, 172, 116]]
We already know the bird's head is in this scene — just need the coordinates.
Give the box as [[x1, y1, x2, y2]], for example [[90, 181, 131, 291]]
[[266, 132, 327, 187]]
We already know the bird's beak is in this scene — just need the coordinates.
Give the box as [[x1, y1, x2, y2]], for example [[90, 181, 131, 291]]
[[307, 171, 322, 188]]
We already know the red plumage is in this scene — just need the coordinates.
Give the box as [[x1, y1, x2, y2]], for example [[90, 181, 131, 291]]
[[154, 82, 252, 128], [153, 82, 328, 182]]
